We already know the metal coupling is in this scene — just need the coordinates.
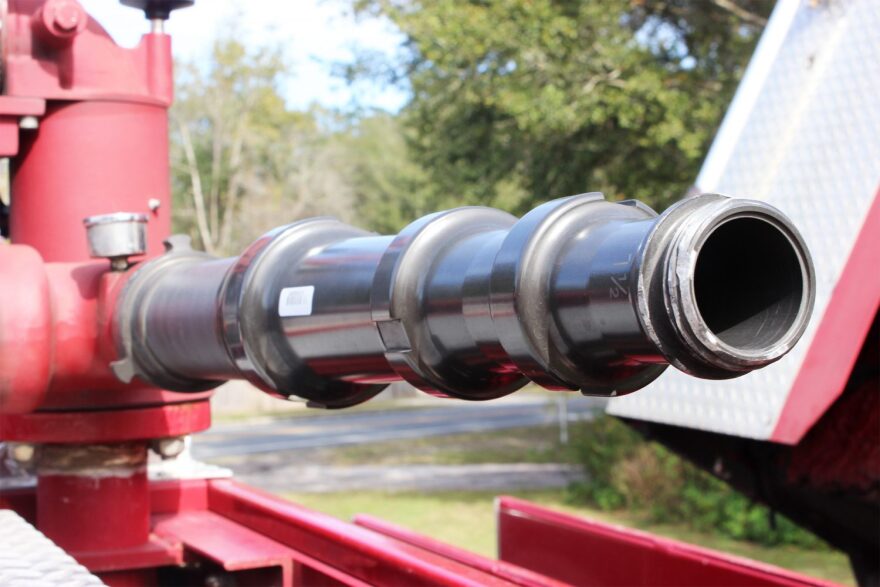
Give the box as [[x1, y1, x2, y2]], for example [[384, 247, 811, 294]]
[[111, 193, 814, 408]]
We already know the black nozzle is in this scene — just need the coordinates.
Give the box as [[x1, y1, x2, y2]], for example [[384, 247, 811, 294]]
[[120, 0, 194, 20], [113, 193, 815, 409]]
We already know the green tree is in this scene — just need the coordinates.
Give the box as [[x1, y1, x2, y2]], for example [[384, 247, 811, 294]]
[[337, 113, 430, 233], [172, 36, 357, 254], [352, 0, 770, 213]]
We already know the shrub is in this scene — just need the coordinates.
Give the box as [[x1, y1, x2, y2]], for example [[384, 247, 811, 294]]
[[568, 415, 828, 549]]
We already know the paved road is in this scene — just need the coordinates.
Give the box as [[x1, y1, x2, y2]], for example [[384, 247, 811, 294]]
[[236, 463, 584, 494], [192, 396, 604, 460]]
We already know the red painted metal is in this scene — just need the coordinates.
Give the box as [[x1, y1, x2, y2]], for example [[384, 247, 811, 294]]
[[0, 97, 47, 118], [3, 479, 521, 585], [150, 480, 366, 587], [150, 478, 210, 514], [44, 261, 121, 395], [772, 189, 880, 444], [0, 1, 184, 413], [151, 485, 370, 587], [3, 479, 845, 586], [0, 253, 125, 411], [0, 487, 36, 522], [0, 246, 52, 413], [0, 248, 214, 413], [354, 514, 572, 587], [0, 97, 45, 156], [31, 444, 182, 585], [0, 401, 211, 443], [0, 3, 207, 580], [32, 0, 88, 48], [154, 511, 294, 584], [788, 377, 880, 494], [207, 479, 518, 586], [5, 0, 173, 104], [39, 472, 151, 553], [496, 496, 840, 587], [97, 569, 160, 587], [10, 101, 171, 262], [3, 2, 175, 293], [75, 536, 182, 576], [0, 256, 128, 411]]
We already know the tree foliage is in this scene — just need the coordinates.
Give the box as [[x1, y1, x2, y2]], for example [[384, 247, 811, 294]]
[[170, 2, 771, 247], [171, 37, 358, 254], [569, 415, 829, 549], [337, 113, 431, 233], [352, 0, 770, 214]]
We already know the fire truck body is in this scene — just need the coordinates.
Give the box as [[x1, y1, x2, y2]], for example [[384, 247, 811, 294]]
[[0, 0, 875, 585]]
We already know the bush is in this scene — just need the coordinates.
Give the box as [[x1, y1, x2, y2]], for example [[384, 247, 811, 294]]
[[568, 413, 642, 510], [568, 415, 828, 549]]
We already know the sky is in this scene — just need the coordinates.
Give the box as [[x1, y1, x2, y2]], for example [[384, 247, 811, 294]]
[[80, 0, 409, 112]]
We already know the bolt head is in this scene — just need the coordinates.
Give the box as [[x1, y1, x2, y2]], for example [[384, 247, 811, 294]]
[[19, 116, 39, 130], [52, 1, 83, 32], [152, 436, 186, 459], [9, 443, 35, 464]]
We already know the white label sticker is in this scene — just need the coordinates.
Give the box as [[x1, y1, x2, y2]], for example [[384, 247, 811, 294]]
[[278, 286, 315, 317]]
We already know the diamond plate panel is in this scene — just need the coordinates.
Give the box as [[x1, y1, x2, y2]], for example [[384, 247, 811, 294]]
[[0, 510, 105, 587], [608, 0, 880, 439]]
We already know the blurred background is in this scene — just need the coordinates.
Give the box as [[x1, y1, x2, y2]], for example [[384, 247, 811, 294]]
[[81, 1, 853, 583]]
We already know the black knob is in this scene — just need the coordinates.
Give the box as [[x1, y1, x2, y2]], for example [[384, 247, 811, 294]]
[[120, 0, 194, 20]]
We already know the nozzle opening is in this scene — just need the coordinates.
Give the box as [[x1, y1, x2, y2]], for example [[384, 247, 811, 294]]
[[693, 217, 805, 351]]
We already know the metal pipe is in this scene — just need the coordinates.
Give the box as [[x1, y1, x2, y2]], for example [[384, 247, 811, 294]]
[[112, 193, 815, 408]]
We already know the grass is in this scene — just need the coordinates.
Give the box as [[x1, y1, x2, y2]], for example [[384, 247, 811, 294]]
[[283, 489, 855, 586], [251, 419, 852, 585]]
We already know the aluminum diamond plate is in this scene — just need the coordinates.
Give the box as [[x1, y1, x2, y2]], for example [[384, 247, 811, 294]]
[[0, 510, 105, 587], [608, 0, 880, 440]]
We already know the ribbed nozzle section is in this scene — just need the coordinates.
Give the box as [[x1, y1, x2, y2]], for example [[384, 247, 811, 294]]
[[116, 191, 816, 406]]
